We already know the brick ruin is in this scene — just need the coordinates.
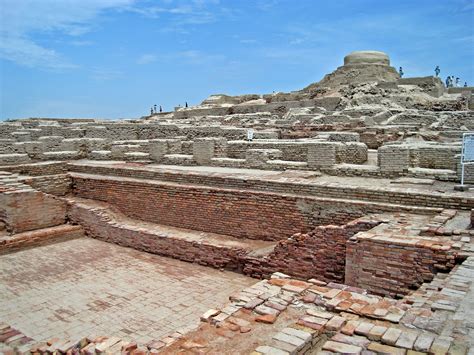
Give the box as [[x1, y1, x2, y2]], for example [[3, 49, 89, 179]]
[[1, 51, 474, 354]]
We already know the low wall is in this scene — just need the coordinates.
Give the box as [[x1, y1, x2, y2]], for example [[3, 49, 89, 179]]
[[345, 233, 456, 297], [67, 202, 247, 269], [0, 225, 83, 254]]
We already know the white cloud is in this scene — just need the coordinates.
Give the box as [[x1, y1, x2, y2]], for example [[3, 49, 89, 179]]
[[137, 54, 157, 65], [0, 0, 135, 69]]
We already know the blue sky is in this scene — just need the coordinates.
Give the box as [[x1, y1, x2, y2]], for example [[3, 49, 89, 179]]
[[0, 0, 473, 120]]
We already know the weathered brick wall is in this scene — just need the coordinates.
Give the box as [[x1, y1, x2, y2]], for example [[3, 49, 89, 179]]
[[67, 202, 248, 269], [0, 162, 68, 175], [20, 174, 72, 196], [0, 189, 67, 233], [71, 174, 387, 241], [227, 141, 307, 161], [67, 164, 474, 210], [345, 233, 456, 297], [243, 220, 379, 281], [0, 225, 83, 254]]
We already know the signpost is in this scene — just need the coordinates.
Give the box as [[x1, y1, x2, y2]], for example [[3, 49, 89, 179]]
[[460, 132, 474, 186], [247, 129, 254, 142]]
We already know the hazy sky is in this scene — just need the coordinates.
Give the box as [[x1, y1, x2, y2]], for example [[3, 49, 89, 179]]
[[1, 0, 473, 120]]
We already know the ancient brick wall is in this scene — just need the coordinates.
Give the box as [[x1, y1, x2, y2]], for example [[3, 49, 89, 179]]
[[345, 233, 456, 297], [67, 202, 248, 269], [0, 225, 83, 254], [227, 141, 308, 162], [0, 162, 68, 175], [71, 174, 382, 241], [0, 189, 67, 233], [68, 164, 474, 210], [243, 220, 379, 282], [21, 174, 72, 196]]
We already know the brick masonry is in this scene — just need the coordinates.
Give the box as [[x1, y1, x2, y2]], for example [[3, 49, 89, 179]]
[[70, 173, 435, 241], [0, 188, 66, 233], [0, 224, 83, 254], [243, 219, 380, 282], [68, 163, 474, 210], [345, 233, 457, 297]]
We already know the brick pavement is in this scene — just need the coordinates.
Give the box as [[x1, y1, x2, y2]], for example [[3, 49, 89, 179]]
[[0, 237, 256, 344]]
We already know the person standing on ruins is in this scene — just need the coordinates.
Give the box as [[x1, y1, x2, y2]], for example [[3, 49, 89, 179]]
[[435, 66, 440, 77], [159, 105, 163, 112], [185, 102, 188, 108], [465, 82, 468, 87], [399, 67, 404, 77], [446, 76, 453, 87], [455, 77, 460, 87], [150, 107, 154, 115]]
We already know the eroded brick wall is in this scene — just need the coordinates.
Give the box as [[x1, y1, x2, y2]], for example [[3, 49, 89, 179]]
[[243, 220, 379, 281], [71, 174, 382, 241], [0, 189, 67, 233], [345, 234, 456, 297], [68, 164, 474, 210], [67, 202, 247, 269], [21, 174, 72, 196], [72, 175, 312, 240]]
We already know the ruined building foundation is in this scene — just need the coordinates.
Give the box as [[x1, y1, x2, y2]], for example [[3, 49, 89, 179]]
[[1, 51, 474, 354]]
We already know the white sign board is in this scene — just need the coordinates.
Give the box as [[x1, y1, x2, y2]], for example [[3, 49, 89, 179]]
[[462, 133, 474, 163], [460, 132, 474, 186], [247, 129, 254, 141]]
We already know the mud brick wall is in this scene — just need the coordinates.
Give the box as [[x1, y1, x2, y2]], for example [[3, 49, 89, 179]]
[[0, 189, 67, 233], [193, 138, 215, 165], [227, 141, 308, 162], [243, 220, 380, 281], [413, 145, 460, 170], [21, 174, 72, 196], [345, 234, 456, 297], [378, 145, 410, 172], [307, 143, 337, 168], [71, 174, 388, 241]]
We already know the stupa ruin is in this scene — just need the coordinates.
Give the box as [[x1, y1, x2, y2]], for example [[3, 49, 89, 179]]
[[1, 51, 474, 354]]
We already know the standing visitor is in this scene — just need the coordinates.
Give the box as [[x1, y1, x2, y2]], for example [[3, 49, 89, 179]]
[[435, 66, 440, 77]]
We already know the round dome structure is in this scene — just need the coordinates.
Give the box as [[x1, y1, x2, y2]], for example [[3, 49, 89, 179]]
[[344, 51, 390, 66]]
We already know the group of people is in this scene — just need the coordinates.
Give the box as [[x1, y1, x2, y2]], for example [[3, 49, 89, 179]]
[[150, 104, 163, 115], [445, 76, 467, 88], [399, 65, 468, 88], [434, 65, 467, 88], [151, 102, 190, 115]]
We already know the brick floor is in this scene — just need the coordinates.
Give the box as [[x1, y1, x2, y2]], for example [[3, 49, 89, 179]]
[[0, 237, 256, 344]]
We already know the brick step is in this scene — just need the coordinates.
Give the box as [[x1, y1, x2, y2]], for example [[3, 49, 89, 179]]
[[66, 197, 277, 270], [0, 224, 84, 254]]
